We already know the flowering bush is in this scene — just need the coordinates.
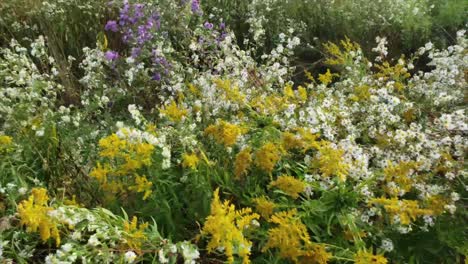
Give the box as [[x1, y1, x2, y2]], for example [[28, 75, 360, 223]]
[[0, 0, 467, 263]]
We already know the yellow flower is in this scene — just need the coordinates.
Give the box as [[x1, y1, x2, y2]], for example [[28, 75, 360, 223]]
[[282, 132, 304, 151], [269, 175, 306, 199], [123, 216, 149, 252], [253, 196, 276, 219], [369, 197, 433, 225], [255, 142, 281, 173], [315, 143, 349, 182], [17, 188, 61, 245], [202, 188, 259, 264], [99, 134, 126, 158], [214, 79, 245, 103], [0, 135, 12, 146], [234, 147, 252, 179], [89, 162, 111, 184], [318, 69, 337, 86], [160, 100, 188, 122], [303, 244, 332, 264], [129, 175, 153, 200], [182, 152, 200, 170], [284, 83, 295, 98], [383, 161, 420, 197], [354, 250, 388, 264], [204, 121, 245, 147], [297, 86, 308, 102], [263, 209, 311, 262]]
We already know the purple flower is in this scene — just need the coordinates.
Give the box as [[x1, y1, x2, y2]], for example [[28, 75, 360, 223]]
[[105, 20, 119, 32], [105, 50, 119, 61], [204, 22, 214, 30], [191, 0, 201, 14], [131, 47, 141, 58], [152, 72, 161, 81], [220, 22, 225, 30]]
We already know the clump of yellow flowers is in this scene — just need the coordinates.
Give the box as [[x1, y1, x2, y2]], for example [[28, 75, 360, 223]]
[[201, 188, 260, 264], [369, 197, 433, 225], [313, 142, 349, 182], [204, 120, 245, 147], [234, 147, 252, 179], [263, 209, 331, 263], [0, 135, 13, 152], [159, 100, 188, 122], [354, 250, 388, 264], [255, 142, 281, 173], [123, 216, 149, 252], [182, 152, 200, 170], [90, 131, 155, 200], [269, 175, 306, 199], [253, 196, 276, 219], [17, 188, 61, 245]]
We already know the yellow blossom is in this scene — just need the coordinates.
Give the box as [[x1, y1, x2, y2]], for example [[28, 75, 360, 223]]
[[354, 250, 388, 264], [129, 175, 153, 200], [383, 161, 420, 197], [17, 188, 61, 245], [369, 197, 433, 225], [99, 134, 126, 158], [297, 86, 308, 102], [204, 121, 245, 147], [314, 143, 349, 182], [269, 175, 306, 199], [318, 69, 337, 86], [263, 209, 311, 262], [234, 147, 252, 179], [303, 244, 332, 264], [123, 216, 149, 252], [160, 100, 188, 122], [282, 132, 304, 151], [182, 152, 200, 170], [0, 135, 12, 147], [253, 196, 276, 219], [255, 142, 281, 173], [202, 188, 259, 264], [89, 162, 111, 184]]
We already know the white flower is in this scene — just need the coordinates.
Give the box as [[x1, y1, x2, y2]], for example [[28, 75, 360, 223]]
[[87, 234, 100, 246], [124, 251, 137, 263], [380, 238, 394, 252]]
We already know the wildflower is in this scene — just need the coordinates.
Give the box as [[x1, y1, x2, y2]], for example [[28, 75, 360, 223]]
[[269, 175, 306, 199], [369, 197, 433, 225], [17, 188, 61, 245], [191, 0, 201, 14], [98, 134, 126, 158], [204, 121, 244, 147], [234, 147, 252, 179], [204, 22, 214, 30], [182, 153, 200, 170], [123, 216, 149, 251], [263, 209, 311, 262], [314, 143, 349, 182], [201, 188, 259, 264], [129, 175, 153, 200], [303, 244, 332, 264], [0, 135, 12, 146], [89, 162, 111, 184], [105, 50, 119, 61], [253, 196, 276, 219], [354, 250, 388, 264], [160, 100, 188, 122], [282, 132, 303, 151], [255, 142, 281, 173], [124, 251, 137, 263], [0, 135, 13, 152], [318, 69, 337, 86], [104, 20, 119, 32]]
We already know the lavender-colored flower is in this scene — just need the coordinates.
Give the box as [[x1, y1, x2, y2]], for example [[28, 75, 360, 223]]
[[191, 0, 201, 14], [131, 47, 141, 58], [105, 50, 119, 61], [204, 22, 213, 30], [152, 72, 161, 81], [220, 22, 225, 30], [105, 20, 119, 32]]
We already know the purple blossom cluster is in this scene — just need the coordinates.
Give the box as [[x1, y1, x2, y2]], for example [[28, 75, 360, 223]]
[[104, 1, 161, 60]]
